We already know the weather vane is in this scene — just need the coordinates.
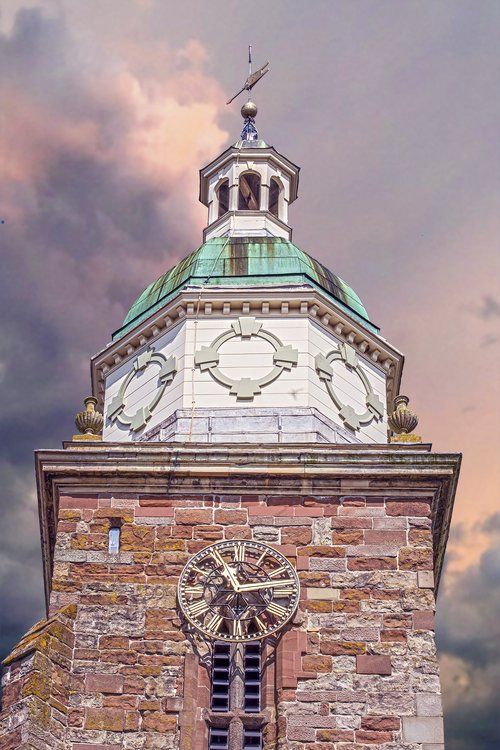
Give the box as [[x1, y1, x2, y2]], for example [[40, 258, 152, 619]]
[[227, 47, 269, 141]]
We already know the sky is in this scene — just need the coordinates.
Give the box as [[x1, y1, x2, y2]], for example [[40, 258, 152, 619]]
[[0, 1, 499, 747]]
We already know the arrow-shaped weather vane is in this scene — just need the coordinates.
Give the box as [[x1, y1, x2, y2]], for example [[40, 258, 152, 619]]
[[226, 46, 269, 105]]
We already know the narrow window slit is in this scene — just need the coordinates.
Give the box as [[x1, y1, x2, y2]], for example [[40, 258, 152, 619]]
[[108, 526, 120, 554]]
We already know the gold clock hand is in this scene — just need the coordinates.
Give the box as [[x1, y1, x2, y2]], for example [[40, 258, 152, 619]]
[[237, 578, 296, 592], [209, 549, 241, 591]]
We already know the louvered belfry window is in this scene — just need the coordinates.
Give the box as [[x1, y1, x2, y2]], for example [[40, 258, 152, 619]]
[[209, 641, 263, 750]]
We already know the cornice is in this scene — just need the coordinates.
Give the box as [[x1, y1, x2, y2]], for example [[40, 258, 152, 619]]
[[90, 286, 404, 414], [36, 442, 460, 609]]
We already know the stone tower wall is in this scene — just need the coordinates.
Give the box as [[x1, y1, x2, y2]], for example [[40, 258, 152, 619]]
[[1, 443, 456, 750]]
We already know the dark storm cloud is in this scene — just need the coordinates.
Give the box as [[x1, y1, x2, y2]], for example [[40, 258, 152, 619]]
[[0, 6, 226, 659], [437, 519, 500, 749]]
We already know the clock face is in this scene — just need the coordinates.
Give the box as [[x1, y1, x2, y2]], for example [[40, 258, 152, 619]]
[[178, 540, 300, 642]]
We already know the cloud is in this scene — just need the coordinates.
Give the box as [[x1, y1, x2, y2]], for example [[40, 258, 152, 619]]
[[477, 295, 500, 319], [0, 5, 227, 658], [437, 514, 500, 749]]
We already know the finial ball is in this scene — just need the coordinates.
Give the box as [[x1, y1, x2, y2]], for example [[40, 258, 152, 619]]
[[241, 101, 258, 119]]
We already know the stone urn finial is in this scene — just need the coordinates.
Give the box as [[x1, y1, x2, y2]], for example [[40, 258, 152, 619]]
[[73, 397, 104, 441], [388, 395, 421, 443]]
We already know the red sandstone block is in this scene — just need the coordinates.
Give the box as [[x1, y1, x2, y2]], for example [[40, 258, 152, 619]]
[[317, 730, 355, 741], [73, 745, 122, 750], [386, 501, 431, 517], [248, 505, 289, 515], [302, 655, 332, 673], [356, 729, 394, 743], [273, 544, 297, 556], [224, 525, 251, 539], [332, 530, 364, 544], [320, 640, 366, 656], [281, 526, 312, 545], [59, 497, 98, 509], [384, 614, 412, 628], [296, 556, 309, 570], [135, 507, 174, 517], [413, 610, 435, 630], [365, 530, 407, 544], [356, 655, 392, 675], [331, 517, 373, 529], [381, 629, 407, 642], [297, 545, 345, 558], [85, 708, 125, 731], [214, 509, 247, 524], [175, 509, 213, 525], [361, 716, 400, 731], [399, 547, 433, 570], [287, 727, 315, 741], [292, 506, 325, 517], [348, 557, 397, 570]]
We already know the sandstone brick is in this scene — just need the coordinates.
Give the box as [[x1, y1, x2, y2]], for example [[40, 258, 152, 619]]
[[141, 711, 177, 731], [120, 526, 155, 551], [73, 745, 122, 750], [214, 509, 247, 524], [361, 716, 400, 730], [320, 640, 366, 655], [384, 614, 412, 628], [365, 530, 407, 544], [386, 501, 431, 517], [418, 570, 435, 588], [301, 600, 333, 613], [402, 716, 444, 743], [306, 587, 339, 600], [332, 530, 364, 544], [281, 526, 312, 545], [297, 545, 345, 557], [224, 525, 252, 539], [347, 544, 399, 557], [59, 497, 98, 509], [399, 547, 433, 570], [175, 508, 212, 525], [287, 726, 315, 741], [310, 557, 347, 571], [356, 729, 394, 743], [356, 655, 391, 675], [85, 708, 125, 731], [409, 528, 433, 546], [416, 692, 443, 716], [298, 571, 330, 587], [413, 610, 435, 630], [302, 655, 332, 673], [381, 629, 407, 642], [331, 516, 373, 529], [85, 673, 124, 694], [317, 729, 355, 741], [348, 557, 397, 570]]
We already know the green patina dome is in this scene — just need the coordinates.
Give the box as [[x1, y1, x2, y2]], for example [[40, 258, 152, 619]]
[[113, 237, 376, 340]]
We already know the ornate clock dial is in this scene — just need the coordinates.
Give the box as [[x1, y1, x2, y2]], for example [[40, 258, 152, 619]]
[[178, 540, 300, 642]]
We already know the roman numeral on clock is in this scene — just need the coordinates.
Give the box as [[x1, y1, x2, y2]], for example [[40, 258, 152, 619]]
[[267, 602, 287, 618], [183, 585, 204, 596], [205, 613, 224, 634], [231, 619, 244, 638], [234, 542, 245, 562], [189, 599, 210, 617]]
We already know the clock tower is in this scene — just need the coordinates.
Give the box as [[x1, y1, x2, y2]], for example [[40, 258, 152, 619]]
[[1, 99, 460, 750]]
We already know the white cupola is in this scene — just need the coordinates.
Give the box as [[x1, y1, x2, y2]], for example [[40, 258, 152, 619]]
[[199, 102, 300, 242]]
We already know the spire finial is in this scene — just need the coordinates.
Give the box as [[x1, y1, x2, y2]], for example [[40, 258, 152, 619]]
[[226, 48, 269, 141]]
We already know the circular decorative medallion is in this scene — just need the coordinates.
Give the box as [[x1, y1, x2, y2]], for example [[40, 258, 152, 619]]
[[178, 540, 300, 642], [194, 316, 298, 400], [315, 342, 384, 431], [107, 348, 177, 432]]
